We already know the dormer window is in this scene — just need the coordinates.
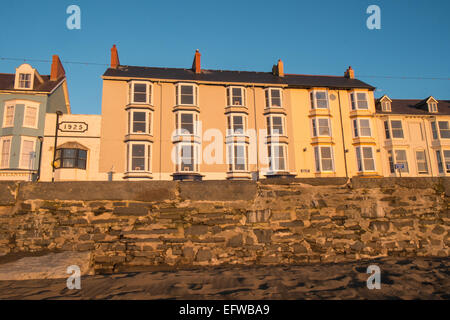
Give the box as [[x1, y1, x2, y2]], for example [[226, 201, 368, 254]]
[[381, 100, 391, 112], [428, 101, 438, 113], [18, 73, 31, 89], [227, 87, 246, 107], [14, 64, 35, 90]]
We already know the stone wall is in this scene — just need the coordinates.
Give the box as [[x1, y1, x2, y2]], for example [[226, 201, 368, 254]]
[[0, 178, 448, 274]]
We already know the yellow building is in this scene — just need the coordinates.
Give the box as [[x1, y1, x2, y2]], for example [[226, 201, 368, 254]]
[[99, 45, 378, 180], [374, 96, 450, 177]]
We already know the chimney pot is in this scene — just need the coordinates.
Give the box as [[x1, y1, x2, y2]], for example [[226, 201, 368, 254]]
[[345, 66, 355, 79]]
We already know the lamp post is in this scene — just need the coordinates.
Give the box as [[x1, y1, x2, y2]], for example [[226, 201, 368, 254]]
[[52, 111, 63, 182]]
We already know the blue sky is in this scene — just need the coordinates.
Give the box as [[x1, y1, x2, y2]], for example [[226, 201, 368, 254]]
[[0, 0, 449, 114]]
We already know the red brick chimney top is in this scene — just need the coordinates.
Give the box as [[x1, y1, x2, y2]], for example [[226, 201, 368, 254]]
[[192, 49, 201, 74], [50, 55, 65, 81], [111, 44, 120, 69]]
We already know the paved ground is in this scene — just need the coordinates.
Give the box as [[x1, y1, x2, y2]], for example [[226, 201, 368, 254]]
[[0, 257, 448, 299]]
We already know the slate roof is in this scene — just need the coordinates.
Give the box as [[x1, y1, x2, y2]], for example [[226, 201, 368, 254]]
[[376, 98, 450, 116], [103, 65, 375, 89], [0, 73, 63, 93]]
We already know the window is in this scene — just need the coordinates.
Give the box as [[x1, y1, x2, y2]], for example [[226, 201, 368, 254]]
[[227, 114, 246, 135], [394, 150, 409, 173], [390, 120, 404, 138], [415, 150, 428, 174], [310, 91, 328, 109], [388, 150, 395, 173], [176, 112, 198, 135], [356, 146, 375, 172], [176, 83, 198, 106], [227, 143, 248, 172], [23, 105, 38, 128], [176, 143, 198, 172], [0, 137, 11, 168], [227, 87, 246, 106], [18, 73, 31, 89], [265, 88, 282, 108], [436, 150, 444, 174], [3, 105, 15, 127], [267, 115, 286, 136], [129, 81, 152, 104], [268, 144, 287, 171], [428, 102, 438, 113], [129, 110, 151, 134], [353, 118, 372, 137], [311, 118, 331, 137], [350, 92, 369, 110], [384, 121, 390, 139], [20, 139, 35, 169], [56, 148, 87, 169], [444, 150, 450, 173], [431, 122, 438, 139], [314, 146, 334, 172], [127, 142, 151, 172], [438, 121, 450, 139], [381, 100, 391, 112]]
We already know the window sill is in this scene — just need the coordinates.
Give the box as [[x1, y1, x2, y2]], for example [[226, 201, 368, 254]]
[[126, 103, 154, 110], [124, 171, 153, 179]]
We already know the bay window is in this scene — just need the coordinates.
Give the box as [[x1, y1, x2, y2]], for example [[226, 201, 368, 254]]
[[356, 146, 375, 172], [128, 110, 152, 134], [314, 146, 334, 172], [176, 83, 198, 106], [129, 81, 152, 104], [310, 91, 329, 109], [227, 114, 246, 135], [265, 88, 282, 108], [127, 142, 151, 172], [227, 143, 248, 172], [175, 143, 199, 172], [3, 105, 15, 127], [415, 150, 428, 174], [20, 138, 36, 169], [268, 144, 287, 172], [227, 87, 246, 106], [23, 105, 38, 128], [267, 115, 286, 136], [311, 118, 331, 137], [176, 112, 198, 135], [350, 92, 369, 110], [353, 118, 372, 137], [0, 137, 11, 168], [390, 120, 404, 138], [438, 121, 450, 139]]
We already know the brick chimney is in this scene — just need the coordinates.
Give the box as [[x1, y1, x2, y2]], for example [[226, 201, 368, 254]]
[[50, 55, 65, 81], [192, 49, 201, 74], [272, 59, 284, 77], [344, 66, 354, 79], [111, 44, 120, 69]]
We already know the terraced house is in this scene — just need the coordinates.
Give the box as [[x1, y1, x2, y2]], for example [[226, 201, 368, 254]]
[[0, 56, 70, 181], [374, 96, 450, 177], [99, 45, 379, 180]]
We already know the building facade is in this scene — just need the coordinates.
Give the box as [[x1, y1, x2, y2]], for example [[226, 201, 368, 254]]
[[99, 46, 380, 180], [0, 56, 71, 181]]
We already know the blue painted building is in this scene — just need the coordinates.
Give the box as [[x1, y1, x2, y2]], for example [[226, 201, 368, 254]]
[[0, 55, 71, 180]]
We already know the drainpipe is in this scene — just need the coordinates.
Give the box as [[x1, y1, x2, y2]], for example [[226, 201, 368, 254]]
[[423, 116, 434, 176], [51, 111, 63, 182], [36, 136, 43, 181], [159, 81, 163, 180], [252, 85, 260, 180], [337, 90, 349, 178]]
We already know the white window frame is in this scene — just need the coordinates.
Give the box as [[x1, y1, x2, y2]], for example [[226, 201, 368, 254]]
[[127, 141, 152, 173], [128, 81, 153, 105], [2, 104, 15, 128], [310, 90, 329, 109], [266, 114, 286, 136], [390, 120, 404, 139], [428, 102, 438, 113], [438, 121, 450, 139], [356, 146, 376, 172], [176, 83, 198, 106], [227, 143, 248, 172], [0, 136, 12, 168], [314, 146, 335, 173], [227, 113, 247, 136], [265, 88, 283, 108], [350, 91, 369, 110], [227, 86, 246, 107], [22, 104, 39, 129], [311, 117, 331, 137], [268, 143, 288, 172], [175, 142, 199, 173], [175, 111, 199, 136], [381, 100, 391, 112], [353, 118, 372, 138], [128, 109, 153, 135], [393, 149, 409, 173], [415, 149, 428, 174], [19, 136, 37, 169]]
